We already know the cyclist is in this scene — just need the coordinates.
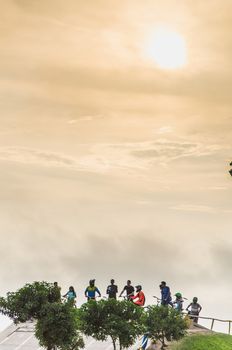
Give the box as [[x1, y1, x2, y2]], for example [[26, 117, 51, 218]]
[[131, 285, 145, 306], [173, 292, 183, 312], [160, 281, 173, 306], [186, 297, 202, 323], [63, 286, 76, 305], [119, 280, 135, 300], [106, 279, 118, 299], [85, 279, 101, 301]]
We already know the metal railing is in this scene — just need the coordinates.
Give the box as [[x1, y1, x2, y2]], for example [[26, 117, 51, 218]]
[[184, 313, 232, 334]]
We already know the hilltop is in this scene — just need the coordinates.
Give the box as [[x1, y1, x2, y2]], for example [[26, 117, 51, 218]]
[[168, 323, 232, 350], [171, 333, 232, 350]]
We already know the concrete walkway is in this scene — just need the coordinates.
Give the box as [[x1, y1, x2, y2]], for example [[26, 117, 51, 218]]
[[0, 321, 213, 350], [0, 322, 143, 350]]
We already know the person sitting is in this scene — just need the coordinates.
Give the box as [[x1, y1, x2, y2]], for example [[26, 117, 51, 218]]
[[131, 285, 145, 306]]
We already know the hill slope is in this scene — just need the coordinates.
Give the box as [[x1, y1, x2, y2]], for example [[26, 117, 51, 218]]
[[172, 334, 232, 350]]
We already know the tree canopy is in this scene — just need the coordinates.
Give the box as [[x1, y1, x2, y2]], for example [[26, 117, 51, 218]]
[[0, 281, 53, 322], [0, 282, 189, 350], [144, 305, 188, 349], [36, 302, 84, 350], [0, 281, 84, 350], [78, 298, 145, 350]]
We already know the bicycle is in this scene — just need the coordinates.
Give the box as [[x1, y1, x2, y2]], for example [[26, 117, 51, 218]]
[[119, 292, 134, 301], [153, 296, 161, 306]]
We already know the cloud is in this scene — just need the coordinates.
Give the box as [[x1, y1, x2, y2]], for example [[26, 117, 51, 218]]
[[207, 186, 228, 191], [156, 126, 174, 134], [0, 138, 226, 176], [0, 228, 185, 294], [67, 116, 94, 124], [0, 147, 75, 168], [222, 209, 232, 214], [170, 204, 232, 214], [170, 204, 215, 213], [79, 139, 227, 173], [210, 243, 232, 278]]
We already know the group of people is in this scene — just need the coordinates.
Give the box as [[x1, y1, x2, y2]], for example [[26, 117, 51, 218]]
[[53, 279, 202, 323], [85, 279, 145, 306], [62, 279, 145, 306], [159, 281, 202, 323]]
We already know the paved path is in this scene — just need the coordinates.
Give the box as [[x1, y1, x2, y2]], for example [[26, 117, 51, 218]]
[[0, 321, 213, 350], [0, 324, 41, 350], [0, 322, 144, 350]]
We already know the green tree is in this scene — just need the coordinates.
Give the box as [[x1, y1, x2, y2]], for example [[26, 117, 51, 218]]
[[78, 299, 145, 350], [144, 305, 188, 349], [36, 302, 84, 350], [0, 281, 84, 350], [0, 281, 52, 322]]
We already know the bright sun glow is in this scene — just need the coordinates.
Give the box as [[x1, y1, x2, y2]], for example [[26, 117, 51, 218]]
[[146, 27, 187, 69]]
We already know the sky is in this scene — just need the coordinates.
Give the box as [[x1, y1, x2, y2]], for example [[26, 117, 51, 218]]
[[0, 0, 232, 333]]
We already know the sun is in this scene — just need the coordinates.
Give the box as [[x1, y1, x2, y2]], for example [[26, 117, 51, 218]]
[[145, 27, 187, 69]]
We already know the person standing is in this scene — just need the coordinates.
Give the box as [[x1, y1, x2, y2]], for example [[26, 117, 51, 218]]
[[49, 282, 61, 303], [63, 286, 76, 306], [186, 297, 202, 323], [173, 292, 184, 312], [160, 281, 173, 306], [119, 280, 135, 300], [106, 279, 118, 299], [85, 279, 101, 301]]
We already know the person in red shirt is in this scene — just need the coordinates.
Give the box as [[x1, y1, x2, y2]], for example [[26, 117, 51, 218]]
[[131, 285, 145, 306]]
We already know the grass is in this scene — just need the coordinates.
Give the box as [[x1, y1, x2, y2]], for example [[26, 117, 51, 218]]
[[171, 333, 232, 350]]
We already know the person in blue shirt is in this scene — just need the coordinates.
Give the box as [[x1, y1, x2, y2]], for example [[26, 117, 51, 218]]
[[160, 281, 173, 306], [85, 279, 101, 301]]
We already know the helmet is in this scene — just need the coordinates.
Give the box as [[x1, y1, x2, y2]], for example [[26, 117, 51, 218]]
[[193, 297, 198, 303], [135, 285, 142, 292], [175, 292, 182, 298]]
